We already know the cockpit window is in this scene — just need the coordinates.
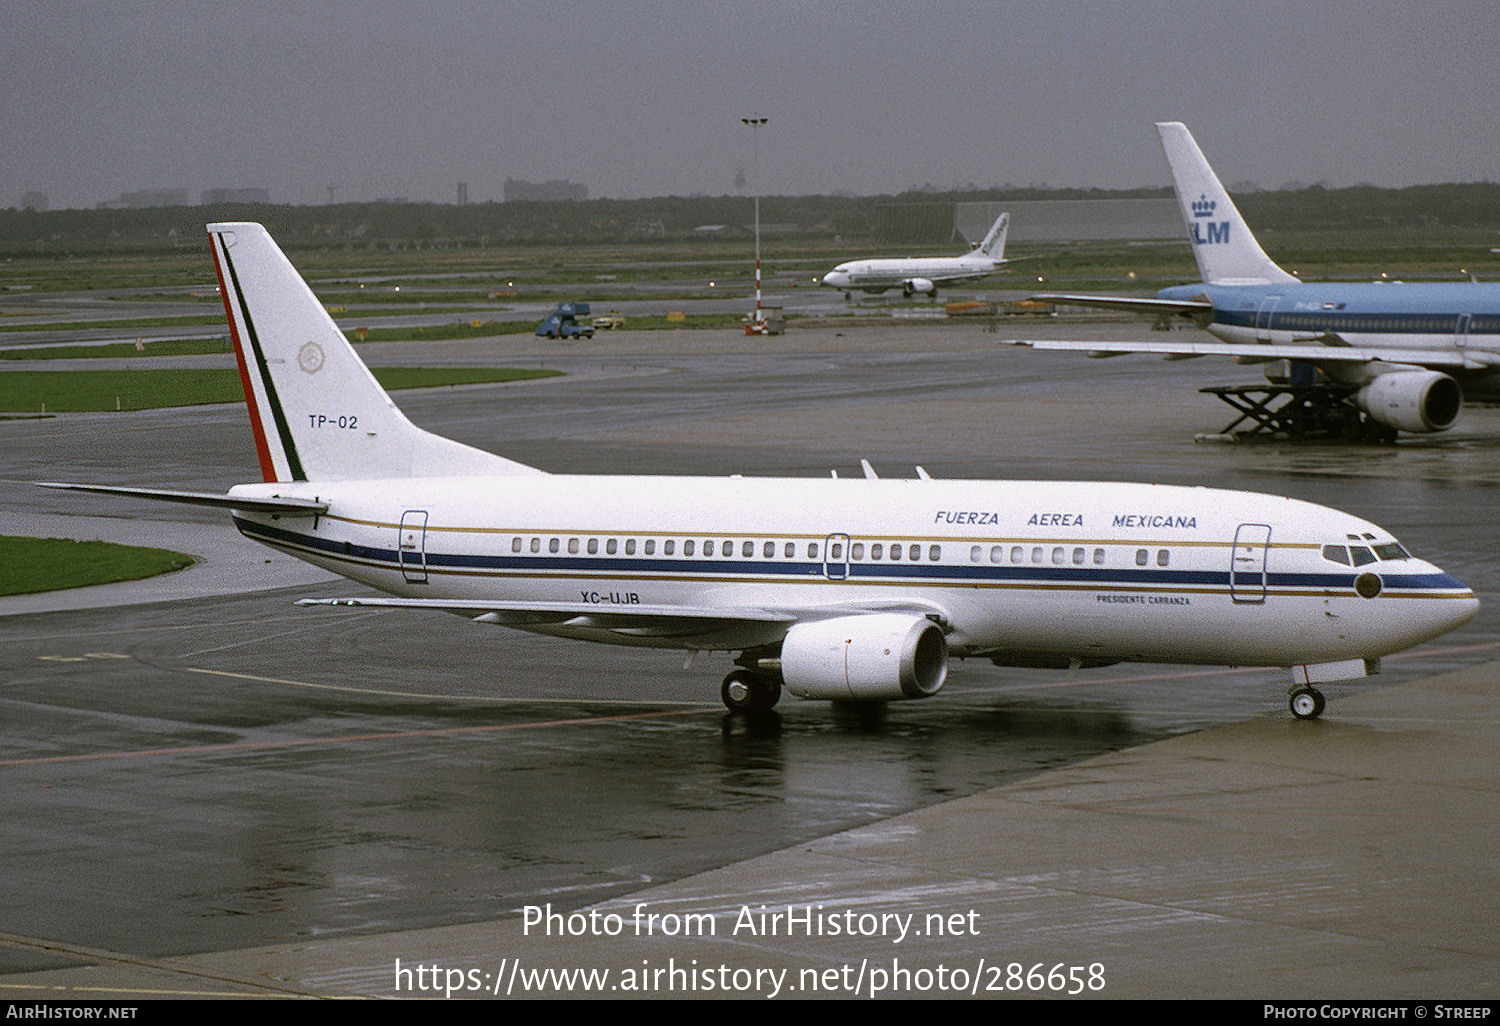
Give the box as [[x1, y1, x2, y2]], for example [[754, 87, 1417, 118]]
[[1327, 541, 1411, 565], [1322, 545, 1351, 566]]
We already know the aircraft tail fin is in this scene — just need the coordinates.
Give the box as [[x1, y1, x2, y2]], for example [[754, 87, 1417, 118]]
[[1155, 123, 1298, 286], [208, 222, 542, 483], [976, 212, 1010, 260]]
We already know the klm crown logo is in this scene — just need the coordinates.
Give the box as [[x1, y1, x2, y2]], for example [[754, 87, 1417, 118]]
[[1188, 194, 1230, 245]]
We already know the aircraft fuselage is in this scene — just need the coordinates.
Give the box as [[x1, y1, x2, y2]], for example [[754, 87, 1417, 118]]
[[230, 474, 1475, 668], [1160, 280, 1500, 397]]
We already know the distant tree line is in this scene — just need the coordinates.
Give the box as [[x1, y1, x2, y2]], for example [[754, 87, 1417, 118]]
[[1, 182, 1497, 258]]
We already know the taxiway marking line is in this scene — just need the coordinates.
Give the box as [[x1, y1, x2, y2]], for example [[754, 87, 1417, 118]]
[[0, 674, 713, 768]]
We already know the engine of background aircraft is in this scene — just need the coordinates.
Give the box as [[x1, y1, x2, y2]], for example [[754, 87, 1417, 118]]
[[1356, 370, 1462, 433]]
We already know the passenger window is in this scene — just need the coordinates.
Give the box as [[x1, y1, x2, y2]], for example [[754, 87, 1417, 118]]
[[587, 538, 598, 555], [871, 543, 883, 560], [990, 545, 1004, 563], [1052, 547, 1065, 565], [550, 538, 560, 554], [808, 542, 819, 559], [625, 539, 636, 555], [890, 543, 901, 561], [760, 541, 771, 558], [606, 538, 617, 555], [852, 543, 865, 560], [1073, 547, 1085, 565], [1032, 547, 1044, 564], [512, 537, 522, 553], [971, 545, 983, 562], [663, 540, 674, 555], [928, 545, 941, 561], [910, 544, 921, 561], [1157, 550, 1170, 567], [830, 543, 843, 559], [1011, 545, 1023, 563], [644, 539, 655, 555], [786, 542, 796, 558], [1093, 548, 1105, 565], [568, 538, 580, 554], [1322, 545, 1350, 565], [684, 540, 695, 556], [531, 538, 541, 553], [1135, 549, 1148, 566]]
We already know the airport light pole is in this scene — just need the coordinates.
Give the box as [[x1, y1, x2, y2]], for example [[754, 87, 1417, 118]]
[[741, 115, 768, 334]]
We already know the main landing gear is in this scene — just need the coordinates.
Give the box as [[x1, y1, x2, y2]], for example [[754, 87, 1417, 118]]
[[1289, 686, 1326, 720], [721, 669, 781, 715]]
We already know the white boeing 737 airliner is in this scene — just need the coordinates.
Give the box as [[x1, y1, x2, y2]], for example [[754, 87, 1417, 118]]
[[45, 223, 1478, 720], [821, 212, 1010, 298], [1021, 123, 1500, 438]]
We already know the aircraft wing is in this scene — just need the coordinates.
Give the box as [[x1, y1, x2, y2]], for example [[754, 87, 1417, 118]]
[[298, 595, 949, 638], [1002, 338, 1490, 370], [37, 482, 329, 514], [1032, 293, 1214, 317]]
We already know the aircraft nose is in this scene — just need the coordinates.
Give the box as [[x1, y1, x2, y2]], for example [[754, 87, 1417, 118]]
[[1399, 569, 1479, 646]]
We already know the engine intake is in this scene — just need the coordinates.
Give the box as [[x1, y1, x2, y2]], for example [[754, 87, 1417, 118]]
[[1356, 371, 1461, 434], [780, 613, 948, 702]]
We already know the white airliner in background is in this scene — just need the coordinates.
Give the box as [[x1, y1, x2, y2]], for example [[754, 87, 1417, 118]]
[[45, 223, 1478, 720], [821, 212, 1011, 298], [1019, 122, 1500, 437]]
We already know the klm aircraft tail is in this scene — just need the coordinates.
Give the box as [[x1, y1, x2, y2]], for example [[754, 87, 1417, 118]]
[[208, 222, 542, 483], [1155, 123, 1298, 286], [976, 212, 1010, 260]]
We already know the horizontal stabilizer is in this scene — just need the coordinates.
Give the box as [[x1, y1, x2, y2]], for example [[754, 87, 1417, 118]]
[[38, 482, 329, 514]]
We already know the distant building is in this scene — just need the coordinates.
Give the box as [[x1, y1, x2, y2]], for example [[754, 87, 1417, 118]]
[[958, 199, 1181, 243], [504, 177, 587, 202], [457, 182, 469, 205], [201, 188, 270, 205], [21, 191, 47, 212], [121, 189, 190, 208]]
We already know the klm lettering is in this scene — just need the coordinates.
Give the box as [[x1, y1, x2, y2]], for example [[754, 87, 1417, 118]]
[[1190, 221, 1230, 245]]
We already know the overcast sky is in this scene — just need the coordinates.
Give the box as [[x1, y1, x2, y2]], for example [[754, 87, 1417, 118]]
[[5, 0, 1498, 209]]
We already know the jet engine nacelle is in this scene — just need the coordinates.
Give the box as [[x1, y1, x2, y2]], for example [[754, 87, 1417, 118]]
[[902, 278, 936, 298], [780, 613, 948, 701], [1355, 370, 1462, 434]]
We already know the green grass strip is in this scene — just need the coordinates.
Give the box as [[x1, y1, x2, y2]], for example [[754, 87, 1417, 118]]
[[0, 535, 195, 597], [0, 366, 562, 412]]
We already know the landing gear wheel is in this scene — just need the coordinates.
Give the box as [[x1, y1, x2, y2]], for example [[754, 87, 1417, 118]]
[[721, 669, 781, 715], [1289, 686, 1326, 720]]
